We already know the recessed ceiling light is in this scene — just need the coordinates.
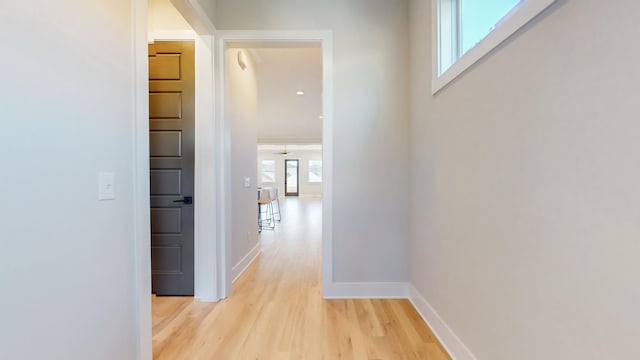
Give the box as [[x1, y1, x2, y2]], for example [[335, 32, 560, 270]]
[[318, 115, 324, 120], [296, 91, 305, 95]]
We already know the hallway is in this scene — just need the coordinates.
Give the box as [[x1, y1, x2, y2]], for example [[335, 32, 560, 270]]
[[152, 198, 450, 359]]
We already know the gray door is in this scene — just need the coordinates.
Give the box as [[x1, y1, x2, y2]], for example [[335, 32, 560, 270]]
[[149, 41, 195, 296]]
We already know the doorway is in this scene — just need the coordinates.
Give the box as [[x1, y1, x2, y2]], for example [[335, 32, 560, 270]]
[[221, 35, 333, 299], [285, 159, 300, 196]]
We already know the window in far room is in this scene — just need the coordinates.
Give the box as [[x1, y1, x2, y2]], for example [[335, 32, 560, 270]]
[[308, 160, 322, 183], [433, 0, 557, 93], [261, 160, 275, 183]]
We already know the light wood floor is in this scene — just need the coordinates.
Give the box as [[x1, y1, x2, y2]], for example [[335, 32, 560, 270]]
[[153, 198, 451, 360]]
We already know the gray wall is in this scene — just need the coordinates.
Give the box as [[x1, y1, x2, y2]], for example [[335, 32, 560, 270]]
[[409, 0, 640, 359], [0, 1, 139, 358], [226, 49, 261, 269], [214, 0, 410, 283]]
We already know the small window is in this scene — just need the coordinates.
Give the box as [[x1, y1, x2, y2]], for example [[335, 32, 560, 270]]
[[261, 160, 275, 183], [308, 160, 322, 183], [460, 0, 521, 55], [433, 0, 557, 93]]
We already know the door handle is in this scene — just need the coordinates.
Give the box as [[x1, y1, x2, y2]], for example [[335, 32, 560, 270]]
[[173, 196, 193, 205]]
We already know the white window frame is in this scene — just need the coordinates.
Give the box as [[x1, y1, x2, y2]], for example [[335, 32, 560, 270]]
[[432, 0, 557, 94], [308, 159, 322, 183], [261, 159, 276, 183]]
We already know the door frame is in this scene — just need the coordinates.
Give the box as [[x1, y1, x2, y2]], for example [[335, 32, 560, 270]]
[[164, 2, 220, 304], [215, 30, 334, 300], [284, 159, 300, 196], [133, 2, 152, 359], [133, 0, 218, 359], [147, 24, 219, 298]]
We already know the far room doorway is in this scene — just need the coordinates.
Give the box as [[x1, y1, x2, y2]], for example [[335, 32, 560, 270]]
[[285, 159, 300, 196], [226, 42, 325, 293]]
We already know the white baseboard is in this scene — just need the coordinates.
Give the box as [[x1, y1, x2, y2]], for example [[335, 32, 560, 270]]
[[323, 281, 410, 299], [408, 285, 477, 360], [231, 243, 261, 283], [299, 194, 322, 199]]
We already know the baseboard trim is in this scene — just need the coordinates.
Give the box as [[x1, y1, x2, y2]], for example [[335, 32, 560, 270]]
[[408, 285, 477, 360], [231, 243, 261, 283], [323, 281, 409, 299]]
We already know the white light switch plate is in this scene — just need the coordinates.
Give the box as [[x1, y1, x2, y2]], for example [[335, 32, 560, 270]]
[[243, 177, 251, 188], [98, 172, 116, 201]]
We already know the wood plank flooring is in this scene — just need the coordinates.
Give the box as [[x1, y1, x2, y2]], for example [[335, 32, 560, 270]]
[[153, 198, 451, 360]]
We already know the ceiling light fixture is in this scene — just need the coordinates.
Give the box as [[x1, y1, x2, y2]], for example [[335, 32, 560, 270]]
[[296, 91, 305, 95]]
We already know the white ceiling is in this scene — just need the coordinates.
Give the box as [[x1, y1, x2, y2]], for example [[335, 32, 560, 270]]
[[251, 47, 323, 144]]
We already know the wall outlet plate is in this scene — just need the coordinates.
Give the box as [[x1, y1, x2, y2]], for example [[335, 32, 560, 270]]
[[98, 172, 116, 201]]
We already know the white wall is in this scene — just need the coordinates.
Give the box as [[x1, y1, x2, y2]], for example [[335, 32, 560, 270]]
[[214, 0, 410, 284], [195, 0, 216, 25], [258, 150, 323, 198], [149, 0, 191, 32], [226, 49, 260, 268], [0, 1, 139, 359], [409, 0, 640, 359]]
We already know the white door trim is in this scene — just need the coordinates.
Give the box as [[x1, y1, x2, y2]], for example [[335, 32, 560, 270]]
[[215, 30, 334, 298], [133, 0, 152, 358], [164, 0, 220, 303]]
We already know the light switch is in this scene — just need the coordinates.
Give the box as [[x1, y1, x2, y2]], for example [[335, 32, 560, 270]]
[[98, 172, 116, 201], [243, 177, 251, 188]]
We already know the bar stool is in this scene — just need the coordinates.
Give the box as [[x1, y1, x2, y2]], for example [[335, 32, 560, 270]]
[[258, 189, 275, 232], [272, 187, 281, 222]]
